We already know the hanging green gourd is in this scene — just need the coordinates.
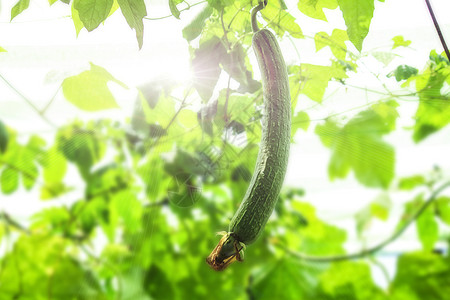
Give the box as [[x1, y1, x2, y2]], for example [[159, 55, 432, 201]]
[[207, 0, 291, 271]]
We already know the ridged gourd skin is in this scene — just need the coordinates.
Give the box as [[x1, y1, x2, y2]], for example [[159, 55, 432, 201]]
[[206, 2, 291, 271], [228, 28, 291, 245]]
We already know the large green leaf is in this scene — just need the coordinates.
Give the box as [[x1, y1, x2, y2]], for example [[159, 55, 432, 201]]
[[289, 201, 347, 255], [0, 235, 105, 299], [191, 37, 227, 101], [57, 125, 105, 179], [221, 43, 261, 93], [291, 111, 310, 137], [390, 251, 450, 300], [436, 196, 450, 225], [297, 0, 338, 21], [318, 261, 387, 300], [291, 63, 348, 103], [74, 0, 113, 31], [62, 63, 127, 111], [261, 1, 303, 38], [412, 55, 450, 142], [249, 257, 320, 299], [168, 0, 183, 19], [337, 0, 375, 51], [71, 1, 85, 36], [0, 167, 19, 194], [416, 202, 439, 251], [316, 101, 398, 188], [10, 0, 30, 21], [117, 0, 147, 49], [143, 264, 176, 300], [397, 174, 426, 190], [315, 29, 349, 60], [182, 5, 214, 42]]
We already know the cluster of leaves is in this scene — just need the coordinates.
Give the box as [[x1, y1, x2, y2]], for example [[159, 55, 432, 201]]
[[2, 0, 450, 299]]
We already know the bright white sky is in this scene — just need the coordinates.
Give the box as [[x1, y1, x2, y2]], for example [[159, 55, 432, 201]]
[[1, 0, 450, 286]]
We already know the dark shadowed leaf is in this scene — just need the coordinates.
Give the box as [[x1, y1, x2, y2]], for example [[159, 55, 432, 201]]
[[182, 5, 213, 41], [0, 120, 8, 153], [390, 251, 450, 299], [191, 37, 227, 101]]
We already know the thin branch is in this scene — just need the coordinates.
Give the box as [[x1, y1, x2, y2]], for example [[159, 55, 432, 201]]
[[0, 73, 56, 128], [424, 0, 450, 61], [0, 212, 30, 234], [144, 1, 207, 21], [283, 181, 450, 263], [41, 84, 62, 115]]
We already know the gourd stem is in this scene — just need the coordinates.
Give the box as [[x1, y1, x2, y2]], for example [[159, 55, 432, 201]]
[[251, 0, 267, 33]]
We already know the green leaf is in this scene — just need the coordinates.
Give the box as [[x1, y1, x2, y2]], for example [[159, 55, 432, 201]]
[[435, 196, 450, 225], [249, 257, 320, 299], [62, 63, 126, 111], [139, 91, 175, 128], [182, 5, 213, 42], [10, 0, 30, 21], [398, 175, 426, 190], [0, 46, 7, 52], [392, 35, 411, 49], [0, 120, 9, 153], [356, 193, 391, 235], [315, 102, 398, 188], [1, 167, 19, 194], [71, 1, 85, 36], [294, 63, 348, 103], [314, 29, 348, 59], [290, 201, 347, 255], [372, 51, 398, 67], [0, 235, 105, 298], [416, 201, 439, 251], [221, 43, 261, 93], [206, 0, 234, 10], [391, 251, 450, 299], [74, 0, 113, 31], [111, 190, 142, 233], [319, 261, 386, 299], [337, 0, 375, 51], [291, 111, 310, 136], [57, 125, 105, 179], [261, 1, 303, 38], [412, 62, 450, 142], [117, 0, 147, 49], [143, 264, 175, 299], [168, 0, 182, 19], [278, 0, 288, 10], [42, 146, 67, 184], [297, 0, 338, 21], [191, 37, 227, 101], [388, 65, 418, 81]]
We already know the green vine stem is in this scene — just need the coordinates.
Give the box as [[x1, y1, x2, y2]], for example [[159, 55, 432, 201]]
[[283, 181, 450, 262]]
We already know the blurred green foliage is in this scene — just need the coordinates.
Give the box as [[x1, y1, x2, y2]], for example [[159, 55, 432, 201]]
[[1, 0, 450, 299]]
